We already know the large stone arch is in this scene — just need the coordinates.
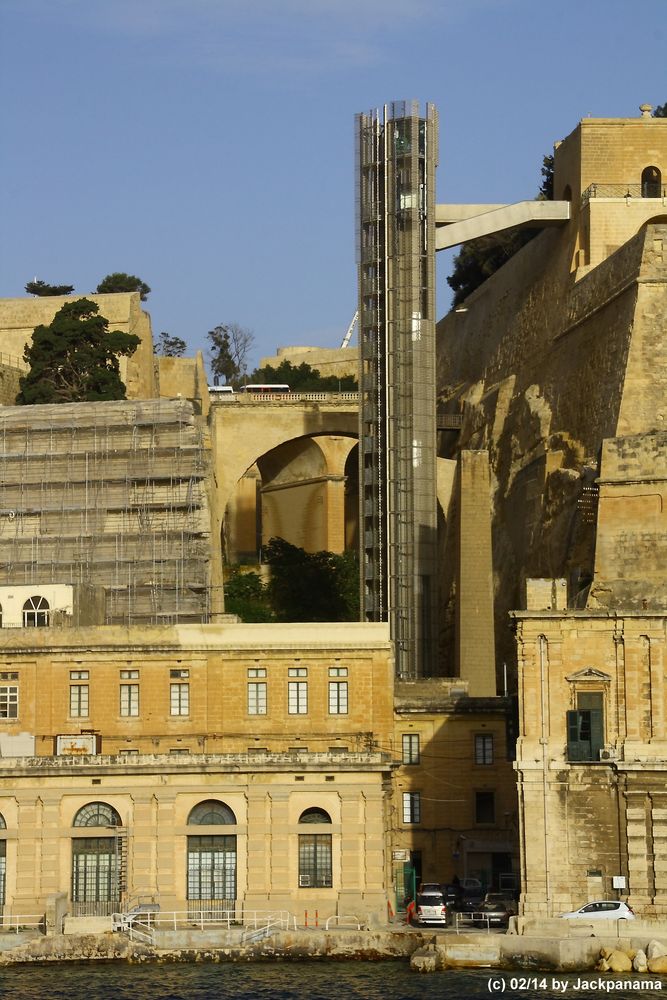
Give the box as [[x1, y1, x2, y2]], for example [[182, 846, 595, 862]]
[[219, 429, 358, 563]]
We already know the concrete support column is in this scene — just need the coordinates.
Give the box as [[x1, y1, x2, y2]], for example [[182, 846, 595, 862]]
[[244, 790, 272, 909], [324, 477, 347, 554], [457, 450, 496, 696], [651, 793, 667, 912], [13, 795, 42, 914], [267, 792, 290, 896], [130, 795, 158, 898], [625, 790, 653, 911], [155, 794, 179, 910]]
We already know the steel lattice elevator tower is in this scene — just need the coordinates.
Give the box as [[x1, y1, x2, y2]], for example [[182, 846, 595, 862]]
[[356, 101, 439, 678]]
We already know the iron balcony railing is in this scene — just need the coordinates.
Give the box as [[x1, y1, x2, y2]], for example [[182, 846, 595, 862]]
[[582, 183, 666, 204]]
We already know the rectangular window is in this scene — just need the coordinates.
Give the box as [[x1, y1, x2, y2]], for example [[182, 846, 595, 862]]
[[120, 669, 139, 679], [0, 672, 18, 681], [248, 667, 266, 678], [170, 683, 190, 716], [298, 834, 332, 887], [402, 791, 421, 824], [328, 681, 348, 715], [248, 682, 267, 715], [402, 734, 420, 764], [288, 667, 308, 677], [70, 683, 89, 717], [328, 666, 348, 677], [474, 734, 494, 765], [567, 692, 604, 762], [120, 684, 139, 717], [170, 668, 189, 679], [0, 685, 18, 719], [288, 681, 308, 714], [475, 791, 495, 824]]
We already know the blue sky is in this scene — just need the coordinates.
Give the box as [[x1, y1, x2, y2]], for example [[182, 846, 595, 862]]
[[1, 0, 665, 375]]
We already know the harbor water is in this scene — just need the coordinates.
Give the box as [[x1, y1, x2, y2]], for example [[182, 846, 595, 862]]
[[0, 961, 666, 1000]]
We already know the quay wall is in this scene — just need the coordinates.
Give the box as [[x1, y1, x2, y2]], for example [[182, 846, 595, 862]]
[[3, 926, 667, 970]]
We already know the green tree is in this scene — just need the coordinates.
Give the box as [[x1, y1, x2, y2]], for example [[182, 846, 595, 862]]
[[653, 102, 667, 118], [207, 322, 254, 385], [447, 152, 554, 308], [96, 272, 151, 300], [156, 331, 187, 357], [264, 537, 359, 622], [223, 569, 274, 622], [25, 279, 75, 297], [249, 359, 358, 392], [17, 298, 140, 405]]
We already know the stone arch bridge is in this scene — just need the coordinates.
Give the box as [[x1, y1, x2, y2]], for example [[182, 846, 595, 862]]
[[209, 393, 359, 562]]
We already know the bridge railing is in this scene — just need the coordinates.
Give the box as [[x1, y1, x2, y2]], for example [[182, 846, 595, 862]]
[[210, 392, 360, 404]]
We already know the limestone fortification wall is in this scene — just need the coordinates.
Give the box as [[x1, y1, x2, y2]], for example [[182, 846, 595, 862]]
[[0, 292, 157, 400], [436, 222, 667, 674]]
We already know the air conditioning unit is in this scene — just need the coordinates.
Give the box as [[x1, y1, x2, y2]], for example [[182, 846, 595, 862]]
[[599, 748, 618, 762], [299, 875, 312, 887]]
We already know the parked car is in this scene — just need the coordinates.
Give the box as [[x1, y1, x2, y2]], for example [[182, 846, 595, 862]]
[[442, 883, 465, 909], [484, 891, 518, 916], [473, 901, 511, 929], [411, 891, 448, 927], [559, 901, 635, 920]]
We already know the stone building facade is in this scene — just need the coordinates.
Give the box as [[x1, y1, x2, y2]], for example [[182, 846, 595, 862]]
[[0, 619, 516, 923], [0, 622, 395, 923]]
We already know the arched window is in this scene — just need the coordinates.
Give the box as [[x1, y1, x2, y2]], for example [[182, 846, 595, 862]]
[[642, 166, 662, 198], [0, 813, 6, 907], [73, 802, 121, 827], [187, 800, 236, 826], [299, 807, 331, 824], [71, 803, 123, 915], [298, 807, 332, 888], [22, 596, 49, 628], [187, 801, 237, 914]]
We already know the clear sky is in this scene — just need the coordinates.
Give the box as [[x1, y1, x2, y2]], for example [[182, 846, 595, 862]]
[[1, 0, 665, 375]]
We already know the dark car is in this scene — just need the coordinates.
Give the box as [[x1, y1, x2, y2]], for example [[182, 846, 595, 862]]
[[442, 883, 464, 909], [484, 891, 518, 916], [473, 900, 511, 929]]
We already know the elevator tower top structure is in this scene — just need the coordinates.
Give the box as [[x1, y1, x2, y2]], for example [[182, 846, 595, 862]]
[[356, 101, 439, 679]]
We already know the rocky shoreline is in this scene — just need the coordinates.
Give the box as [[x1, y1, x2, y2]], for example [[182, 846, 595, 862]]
[[2, 926, 667, 976]]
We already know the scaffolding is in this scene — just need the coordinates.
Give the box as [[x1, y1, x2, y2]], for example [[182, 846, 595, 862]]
[[356, 101, 439, 678], [0, 398, 211, 625]]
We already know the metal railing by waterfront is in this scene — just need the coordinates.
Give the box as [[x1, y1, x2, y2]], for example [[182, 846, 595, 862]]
[[0, 913, 46, 933], [454, 911, 493, 934], [582, 183, 667, 203], [115, 908, 297, 933], [324, 913, 363, 930]]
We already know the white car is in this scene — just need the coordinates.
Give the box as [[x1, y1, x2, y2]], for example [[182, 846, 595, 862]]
[[560, 900, 635, 920]]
